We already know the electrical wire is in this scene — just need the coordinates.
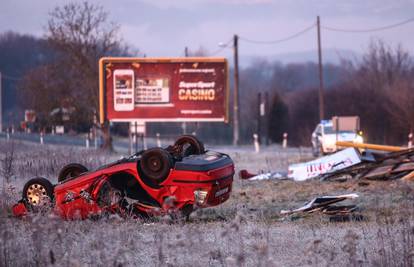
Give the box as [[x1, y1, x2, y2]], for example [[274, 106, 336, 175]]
[[238, 23, 316, 44], [322, 17, 414, 33]]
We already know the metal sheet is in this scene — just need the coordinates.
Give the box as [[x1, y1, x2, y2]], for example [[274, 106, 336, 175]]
[[362, 165, 394, 179]]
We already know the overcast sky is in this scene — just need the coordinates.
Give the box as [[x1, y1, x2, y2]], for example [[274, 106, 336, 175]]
[[1, 0, 414, 62]]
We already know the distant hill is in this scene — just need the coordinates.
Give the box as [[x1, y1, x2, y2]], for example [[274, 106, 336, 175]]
[[0, 31, 54, 125]]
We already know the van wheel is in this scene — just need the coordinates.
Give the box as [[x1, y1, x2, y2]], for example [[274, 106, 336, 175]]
[[174, 135, 205, 157], [22, 178, 54, 209], [139, 148, 173, 184], [58, 163, 88, 182]]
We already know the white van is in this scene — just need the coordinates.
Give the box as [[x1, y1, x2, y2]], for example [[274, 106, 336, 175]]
[[311, 120, 363, 156]]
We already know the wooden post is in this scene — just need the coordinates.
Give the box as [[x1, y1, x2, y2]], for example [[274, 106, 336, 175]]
[[257, 92, 262, 144], [317, 16, 325, 121], [233, 34, 240, 146]]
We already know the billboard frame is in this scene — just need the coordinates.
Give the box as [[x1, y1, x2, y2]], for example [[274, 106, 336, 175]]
[[99, 57, 229, 124]]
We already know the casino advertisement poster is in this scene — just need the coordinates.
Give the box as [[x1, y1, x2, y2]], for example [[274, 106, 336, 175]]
[[101, 58, 229, 122]]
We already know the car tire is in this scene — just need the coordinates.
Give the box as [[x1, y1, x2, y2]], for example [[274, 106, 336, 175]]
[[139, 148, 173, 184], [22, 177, 54, 208], [58, 163, 88, 182], [174, 135, 205, 157]]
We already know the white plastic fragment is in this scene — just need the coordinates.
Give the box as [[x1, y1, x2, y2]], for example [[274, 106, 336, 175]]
[[288, 148, 362, 181]]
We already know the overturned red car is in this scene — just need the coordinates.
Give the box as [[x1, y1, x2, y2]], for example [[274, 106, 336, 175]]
[[12, 135, 234, 220]]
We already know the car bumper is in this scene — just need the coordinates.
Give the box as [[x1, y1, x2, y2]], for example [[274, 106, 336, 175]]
[[322, 144, 337, 153], [170, 164, 234, 208], [204, 175, 233, 207]]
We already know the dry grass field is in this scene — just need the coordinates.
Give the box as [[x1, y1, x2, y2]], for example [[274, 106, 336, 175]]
[[1, 140, 414, 266]]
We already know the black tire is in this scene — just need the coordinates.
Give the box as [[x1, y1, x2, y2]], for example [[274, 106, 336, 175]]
[[22, 177, 54, 208], [174, 135, 205, 157], [139, 148, 173, 184], [58, 163, 88, 182]]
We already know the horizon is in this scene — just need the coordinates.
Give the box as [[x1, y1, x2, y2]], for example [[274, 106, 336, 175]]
[[1, 0, 414, 64]]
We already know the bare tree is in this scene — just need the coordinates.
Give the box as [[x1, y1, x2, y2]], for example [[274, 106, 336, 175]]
[[386, 80, 414, 134], [49, 2, 129, 149], [47, 2, 124, 105], [21, 2, 129, 148], [187, 46, 209, 57], [354, 40, 413, 143]]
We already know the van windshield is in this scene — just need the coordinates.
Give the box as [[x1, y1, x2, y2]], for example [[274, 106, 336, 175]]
[[324, 126, 354, 134]]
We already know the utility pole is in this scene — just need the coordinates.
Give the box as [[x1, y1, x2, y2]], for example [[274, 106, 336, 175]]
[[257, 92, 261, 144], [317, 16, 325, 121], [264, 91, 269, 145], [233, 34, 240, 146], [0, 72, 2, 133]]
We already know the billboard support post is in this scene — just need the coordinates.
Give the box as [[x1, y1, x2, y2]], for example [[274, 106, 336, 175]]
[[128, 126, 132, 155], [141, 133, 146, 150], [134, 121, 138, 153]]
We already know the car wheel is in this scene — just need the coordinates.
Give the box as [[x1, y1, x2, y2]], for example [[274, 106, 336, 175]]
[[139, 148, 173, 184], [174, 135, 205, 157], [22, 177, 54, 209], [58, 163, 88, 182]]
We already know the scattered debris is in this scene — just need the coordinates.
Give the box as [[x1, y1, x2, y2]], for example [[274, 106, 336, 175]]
[[241, 142, 414, 183], [280, 193, 359, 215], [239, 169, 287, 180], [320, 144, 414, 181], [280, 193, 362, 221], [240, 148, 361, 181], [288, 148, 362, 181]]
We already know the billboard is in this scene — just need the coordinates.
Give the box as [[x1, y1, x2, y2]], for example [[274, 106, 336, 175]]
[[99, 57, 229, 123]]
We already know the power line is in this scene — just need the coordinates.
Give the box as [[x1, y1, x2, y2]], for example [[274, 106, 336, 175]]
[[238, 23, 316, 44], [322, 17, 414, 33]]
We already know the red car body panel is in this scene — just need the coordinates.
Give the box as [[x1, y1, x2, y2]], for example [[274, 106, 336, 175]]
[[13, 151, 234, 220]]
